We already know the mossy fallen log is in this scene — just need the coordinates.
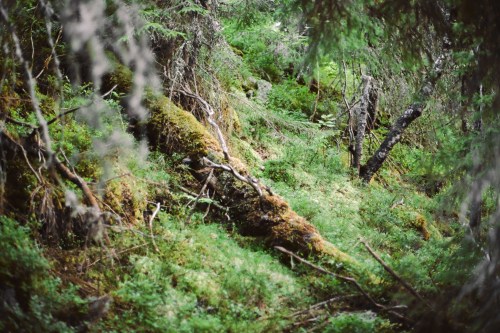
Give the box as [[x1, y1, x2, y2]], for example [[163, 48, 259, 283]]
[[104, 61, 361, 271], [144, 93, 359, 269]]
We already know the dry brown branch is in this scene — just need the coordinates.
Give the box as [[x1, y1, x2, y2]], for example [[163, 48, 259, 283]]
[[360, 239, 433, 309], [53, 155, 100, 210], [274, 246, 412, 323]]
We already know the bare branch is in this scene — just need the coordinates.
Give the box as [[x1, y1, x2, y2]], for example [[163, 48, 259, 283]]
[[360, 239, 433, 309], [274, 246, 413, 324], [149, 202, 161, 252], [186, 168, 213, 224], [177, 88, 230, 160]]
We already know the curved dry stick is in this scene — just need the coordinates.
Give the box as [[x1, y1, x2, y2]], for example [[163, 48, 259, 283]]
[[274, 246, 412, 324], [360, 239, 433, 309]]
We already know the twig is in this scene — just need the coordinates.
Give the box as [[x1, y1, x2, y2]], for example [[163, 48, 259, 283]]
[[186, 169, 213, 224], [104, 172, 132, 183], [289, 294, 357, 318], [390, 198, 404, 209], [274, 246, 412, 323], [86, 243, 147, 268], [341, 60, 350, 110], [310, 61, 321, 121], [34, 27, 63, 80], [41, 84, 119, 130], [360, 239, 433, 309], [202, 157, 268, 198], [149, 202, 161, 252], [177, 88, 230, 160], [4, 116, 37, 128]]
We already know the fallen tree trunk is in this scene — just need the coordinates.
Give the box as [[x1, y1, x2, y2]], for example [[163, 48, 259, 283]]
[[104, 62, 364, 273], [144, 93, 360, 268]]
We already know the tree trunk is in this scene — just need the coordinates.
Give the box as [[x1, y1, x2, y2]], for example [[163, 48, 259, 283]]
[[469, 84, 484, 231], [359, 105, 423, 182], [353, 75, 376, 172], [359, 54, 445, 183]]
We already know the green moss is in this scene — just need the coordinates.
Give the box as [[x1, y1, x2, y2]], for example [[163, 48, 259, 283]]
[[103, 174, 147, 224], [146, 94, 222, 159]]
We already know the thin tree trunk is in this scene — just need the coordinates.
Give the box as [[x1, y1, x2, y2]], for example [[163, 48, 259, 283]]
[[359, 55, 445, 183], [469, 83, 483, 231], [359, 105, 423, 182], [353, 75, 375, 172]]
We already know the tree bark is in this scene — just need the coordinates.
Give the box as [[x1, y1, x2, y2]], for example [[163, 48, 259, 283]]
[[359, 54, 445, 183], [353, 75, 376, 172], [359, 105, 423, 182]]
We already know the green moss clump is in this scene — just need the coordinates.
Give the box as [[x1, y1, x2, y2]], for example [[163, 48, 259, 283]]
[[146, 94, 222, 159], [103, 173, 147, 224]]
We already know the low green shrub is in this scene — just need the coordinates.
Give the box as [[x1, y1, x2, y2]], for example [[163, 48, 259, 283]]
[[0, 216, 87, 332]]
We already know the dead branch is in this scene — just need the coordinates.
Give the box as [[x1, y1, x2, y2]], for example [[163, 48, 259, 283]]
[[53, 155, 100, 210], [148, 202, 161, 252], [274, 246, 412, 324], [289, 294, 357, 318], [4, 116, 37, 129], [177, 88, 230, 160], [35, 27, 63, 80], [201, 157, 269, 198], [186, 168, 213, 224], [43, 85, 118, 130], [360, 239, 433, 309]]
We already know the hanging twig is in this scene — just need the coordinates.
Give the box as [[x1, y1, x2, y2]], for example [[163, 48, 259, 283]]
[[359, 239, 433, 309]]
